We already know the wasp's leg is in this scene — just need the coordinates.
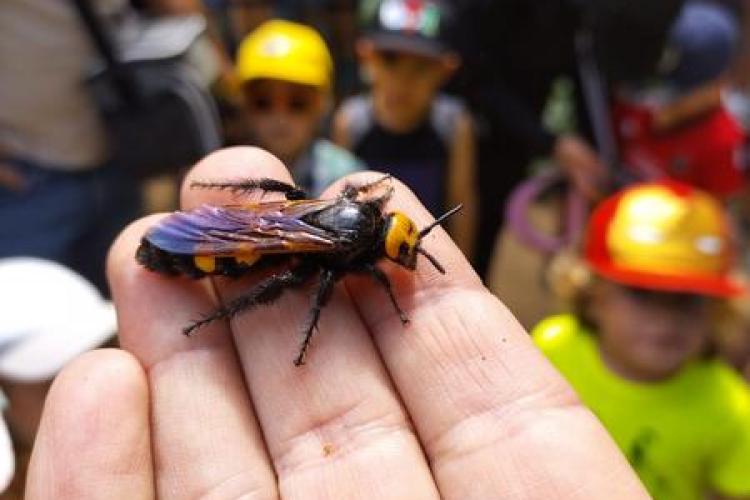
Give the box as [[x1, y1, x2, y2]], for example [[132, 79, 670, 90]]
[[340, 174, 393, 200], [294, 269, 337, 366], [190, 178, 308, 200], [183, 264, 316, 335], [363, 264, 409, 325]]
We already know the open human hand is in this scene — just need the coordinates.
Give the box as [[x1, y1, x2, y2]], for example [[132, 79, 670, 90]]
[[25, 147, 648, 499], [554, 134, 609, 201]]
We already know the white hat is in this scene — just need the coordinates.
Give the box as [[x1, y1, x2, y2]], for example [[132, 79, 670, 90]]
[[0, 258, 117, 382]]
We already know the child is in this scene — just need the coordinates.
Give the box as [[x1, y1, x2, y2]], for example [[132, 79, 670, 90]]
[[613, 1, 747, 200], [332, 0, 476, 257], [235, 19, 364, 197], [533, 181, 750, 500]]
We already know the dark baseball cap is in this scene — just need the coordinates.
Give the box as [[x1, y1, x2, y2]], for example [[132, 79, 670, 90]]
[[360, 0, 455, 58], [659, 1, 739, 90]]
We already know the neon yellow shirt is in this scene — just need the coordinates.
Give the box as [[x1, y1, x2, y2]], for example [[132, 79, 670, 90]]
[[532, 314, 750, 500]]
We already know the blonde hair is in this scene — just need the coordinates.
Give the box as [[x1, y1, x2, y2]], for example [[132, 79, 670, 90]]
[[546, 247, 750, 365], [545, 248, 598, 329]]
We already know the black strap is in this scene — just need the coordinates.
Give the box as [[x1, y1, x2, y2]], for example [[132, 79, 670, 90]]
[[71, 0, 138, 102], [575, 28, 619, 170]]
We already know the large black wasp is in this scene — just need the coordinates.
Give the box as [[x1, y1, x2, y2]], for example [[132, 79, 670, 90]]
[[136, 175, 460, 365]]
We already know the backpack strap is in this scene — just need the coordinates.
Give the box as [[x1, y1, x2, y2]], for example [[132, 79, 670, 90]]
[[70, 0, 138, 103], [430, 94, 466, 148]]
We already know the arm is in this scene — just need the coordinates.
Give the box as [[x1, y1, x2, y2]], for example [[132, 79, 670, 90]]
[[331, 106, 353, 150], [446, 110, 477, 259], [652, 82, 723, 133]]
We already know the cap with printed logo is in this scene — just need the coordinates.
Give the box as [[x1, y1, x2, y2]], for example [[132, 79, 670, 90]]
[[360, 0, 455, 58]]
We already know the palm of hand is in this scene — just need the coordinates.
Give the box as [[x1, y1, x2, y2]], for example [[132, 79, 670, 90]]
[[26, 147, 647, 499]]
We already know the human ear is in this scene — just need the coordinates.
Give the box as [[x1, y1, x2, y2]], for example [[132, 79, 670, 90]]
[[584, 280, 610, 326], [356, 39, 378, 61], [442, 52, 461, 71], [437, 51, 461, 80]]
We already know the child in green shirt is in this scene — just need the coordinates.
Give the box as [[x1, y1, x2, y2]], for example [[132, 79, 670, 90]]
[[533, 181, 750, 500]]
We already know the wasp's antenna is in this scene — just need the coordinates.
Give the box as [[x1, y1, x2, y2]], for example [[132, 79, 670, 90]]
[[418, 204, 463, 239], [417, 247, 446, 274]]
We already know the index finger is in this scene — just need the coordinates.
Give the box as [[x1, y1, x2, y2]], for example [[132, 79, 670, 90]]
[[333, 173, 648, 499]]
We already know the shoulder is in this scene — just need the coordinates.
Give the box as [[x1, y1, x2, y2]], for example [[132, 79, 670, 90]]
[[704, 107, 745, 146], [431, 94, 468, 120], [531, 314, 598, 378], [697, 360, 750, 493], [310, 139, 365, 185], [531, 314, 582, 354], [336, 94, 371, 118], [677, 359, 750, 430], [333, 94, 374, 147], [313, 140, 364, 171], [700, 361, 750, 416]]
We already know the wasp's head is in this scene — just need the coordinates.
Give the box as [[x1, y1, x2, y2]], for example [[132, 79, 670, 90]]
[[383, 205, 463, 273], [384, 212, 420, 270]]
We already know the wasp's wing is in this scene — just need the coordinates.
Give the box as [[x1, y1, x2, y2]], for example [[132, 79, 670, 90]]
[[144, 200, 341, 256]]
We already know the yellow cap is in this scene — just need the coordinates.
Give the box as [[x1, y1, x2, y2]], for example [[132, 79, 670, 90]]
[[584, 181, 744, 297], [236, 20, 333, 89]]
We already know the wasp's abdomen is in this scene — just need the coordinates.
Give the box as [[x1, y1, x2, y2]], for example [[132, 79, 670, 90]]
[[136, 239, 261, 279], [136, 239, 206, 278]]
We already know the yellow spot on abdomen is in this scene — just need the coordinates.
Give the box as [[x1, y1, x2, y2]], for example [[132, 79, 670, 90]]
[[194, 256, 216, 273], [234, 252, 260, 267]]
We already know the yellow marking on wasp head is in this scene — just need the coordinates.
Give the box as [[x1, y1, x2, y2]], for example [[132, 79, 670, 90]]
[[385, 212, 419, 261], [194, 256, 216, 273]]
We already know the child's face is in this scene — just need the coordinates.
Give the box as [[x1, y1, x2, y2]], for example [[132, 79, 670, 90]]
[[360, 44, 457, 129], [242, 79, 325, 164], [589, 282, 711, 381]]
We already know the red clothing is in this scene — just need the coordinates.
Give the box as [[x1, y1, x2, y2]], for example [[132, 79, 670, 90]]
[[613, 100, 747, 198]]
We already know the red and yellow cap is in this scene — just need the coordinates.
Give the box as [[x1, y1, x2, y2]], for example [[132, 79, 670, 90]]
[[584, 181, 745, 297]]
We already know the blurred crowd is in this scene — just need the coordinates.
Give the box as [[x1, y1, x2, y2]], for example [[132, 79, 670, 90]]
[[2, 0, 750, 498]]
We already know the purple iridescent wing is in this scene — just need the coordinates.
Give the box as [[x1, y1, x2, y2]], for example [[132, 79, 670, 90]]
[[144, 200, 340, 256]]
